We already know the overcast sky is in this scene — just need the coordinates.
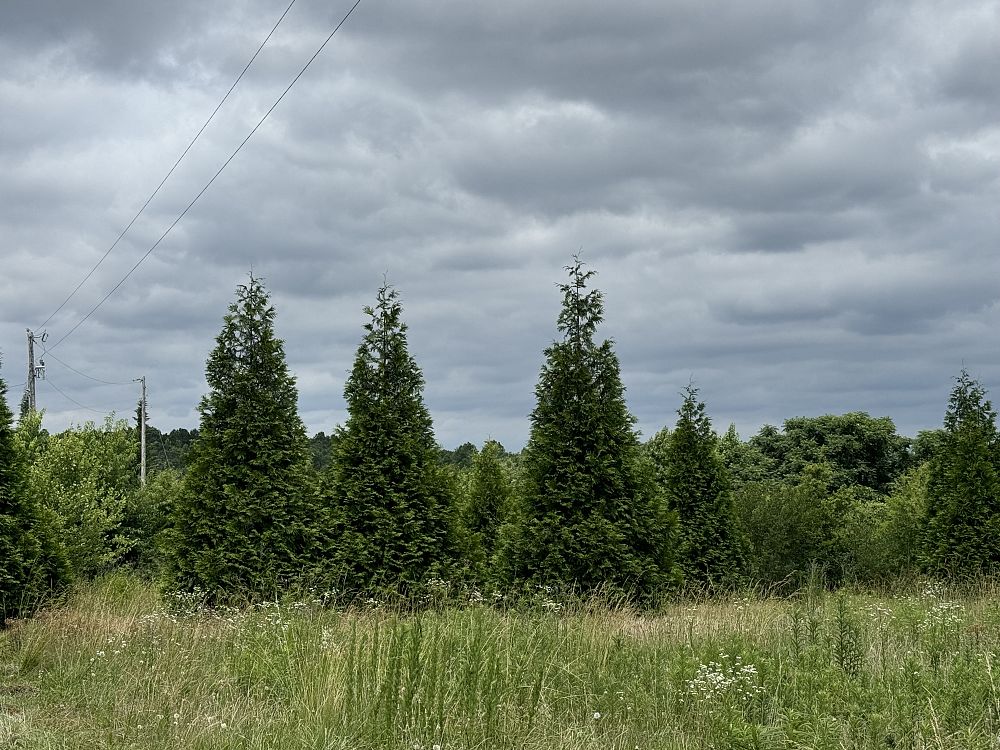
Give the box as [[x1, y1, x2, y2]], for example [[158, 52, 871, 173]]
[[2, 0, 999, 449]]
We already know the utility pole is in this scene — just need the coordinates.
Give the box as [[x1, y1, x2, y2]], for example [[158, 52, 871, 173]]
[[25, 330, 48, 414], [25, 329, 36, 412], [135, 376, 147, 486]]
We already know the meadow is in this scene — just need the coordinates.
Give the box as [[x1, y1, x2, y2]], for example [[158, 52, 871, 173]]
[[2, 576, 1000, 749]]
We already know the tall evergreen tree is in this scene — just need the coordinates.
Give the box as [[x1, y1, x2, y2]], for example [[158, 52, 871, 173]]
[[325, 284, 456, 590], [168, 276, 318, 599], [656, 385, 746, 588], [922, 370, 1000, 576], [1, 358, 36, 622], [508, 259, 678, 597], [1, 359, 66, 622]]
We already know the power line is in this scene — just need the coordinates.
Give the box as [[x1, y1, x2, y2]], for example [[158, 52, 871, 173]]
[[48, 0, 365, 352], [156, 430, 174, 470], [40, 346, 134, 386], [43, 377, 127, 417], [36, 0, 300, 332]]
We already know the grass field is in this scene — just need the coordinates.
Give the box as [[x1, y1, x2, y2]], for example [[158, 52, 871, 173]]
[[2, 575, 1000, 749]]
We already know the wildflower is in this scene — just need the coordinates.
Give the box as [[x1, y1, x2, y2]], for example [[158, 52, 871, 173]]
[[593, 712, 601, 720], [685, 654, 764, 704]]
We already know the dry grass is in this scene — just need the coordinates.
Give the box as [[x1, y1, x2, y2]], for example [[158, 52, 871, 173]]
[[2, 574, 1000, 748]]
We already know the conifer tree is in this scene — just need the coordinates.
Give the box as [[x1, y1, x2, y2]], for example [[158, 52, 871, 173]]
[[1, 359, 66, 622], [169, 276, 318, 599], [1, 360, 35, 622], [326, 284, 456, 590], [463, 440, 512, 572], [922, 370, 1000, 576], [656, 385, 746, 588], [508, 259, 678, 597]]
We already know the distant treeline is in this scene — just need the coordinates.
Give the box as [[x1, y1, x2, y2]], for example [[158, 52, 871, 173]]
[[2, 261, 997, 622], [143, 429, 483, 474]]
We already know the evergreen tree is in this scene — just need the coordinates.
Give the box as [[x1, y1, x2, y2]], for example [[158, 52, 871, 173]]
[[922, 370, 1000, 576], [1, 360, 66, 622], [463, 440, 512, 573], [508, 259, 678, 598], [168, 275, 318, 599], [656, 385, 746, 588], [1, 359, 36, 622], [325, 284, 456, 590]]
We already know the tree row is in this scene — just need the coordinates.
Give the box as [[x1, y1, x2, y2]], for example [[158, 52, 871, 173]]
[[3, 261, 999, 619]]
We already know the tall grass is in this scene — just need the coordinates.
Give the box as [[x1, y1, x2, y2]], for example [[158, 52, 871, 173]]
[[3, 574, 1000, 748]]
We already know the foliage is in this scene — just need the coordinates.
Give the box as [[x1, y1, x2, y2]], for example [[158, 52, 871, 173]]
[[1, 367, 67, 623], [325, 284, 458, 591], [137, 426, 199, 475], [169, 275, 319, 600], [717, 423, 772, 488], [462, 440, 513, 575], [882, 464, 930, 575], [750, 412, 911, 494], [307, 431, 337, 472], [21, 415, 138, 580], [122, 468, 184, 576], [655, 385, 746, 588], [922, 370, 1000, 576], [439, 441, 478, 469], [834, 466, 929, 583], [911, 428, 946, 465], [733, 464, 846, 588], [507, 259, 679, 598]]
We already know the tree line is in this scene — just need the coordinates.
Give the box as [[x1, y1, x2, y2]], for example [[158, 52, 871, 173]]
[[3, 260, 999, 620]]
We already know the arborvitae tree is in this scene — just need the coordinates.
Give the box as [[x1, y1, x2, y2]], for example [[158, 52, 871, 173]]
[[325, 284, 457, 591], [1, 361, 37, 622], [463, 440, 512, 573], [656, 385, 746, 588], [508, 259, 679, 598], [922, 370, 1000, 576], [1, 363, 66, 622], [168, 276, 318, 599]]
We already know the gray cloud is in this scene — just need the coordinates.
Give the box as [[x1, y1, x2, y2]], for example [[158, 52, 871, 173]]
[[3, 0, 1000, 449]]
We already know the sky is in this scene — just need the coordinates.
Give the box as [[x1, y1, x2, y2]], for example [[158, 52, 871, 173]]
[[2, 0, 999, 450]]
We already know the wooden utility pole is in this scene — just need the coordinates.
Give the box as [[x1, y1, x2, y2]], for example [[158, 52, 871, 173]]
[[139, 376, 146, 486], [25, 329, 36, 412]]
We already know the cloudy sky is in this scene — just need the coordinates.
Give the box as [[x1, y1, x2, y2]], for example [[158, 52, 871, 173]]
[[2, 0, 999, 449]]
